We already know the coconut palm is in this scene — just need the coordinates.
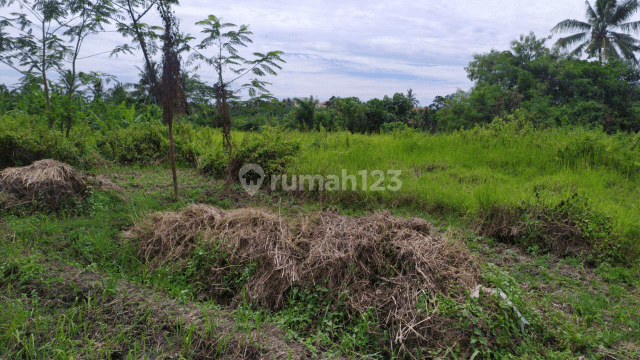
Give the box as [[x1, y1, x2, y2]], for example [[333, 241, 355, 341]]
[[552, 0, 640, 64], [406, 88, 420, 107]]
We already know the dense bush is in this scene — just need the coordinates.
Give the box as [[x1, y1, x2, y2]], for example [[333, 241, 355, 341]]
[[0, 114, 92, 169], [198, 127, 300, 180], [96, 122, 198, 165]]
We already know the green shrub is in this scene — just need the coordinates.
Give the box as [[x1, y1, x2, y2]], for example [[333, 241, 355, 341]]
[[96, 122, 198, 165], [0, 114, 92, 169], [380, 121, 408, 133], [476, 192, 630, 264], [198, 127, 300, 180]]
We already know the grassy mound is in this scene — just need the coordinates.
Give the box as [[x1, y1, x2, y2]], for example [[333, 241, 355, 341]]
[[0, 159, 87, 212], [476, 193, 624, 263], [126, 205, 480, 353]]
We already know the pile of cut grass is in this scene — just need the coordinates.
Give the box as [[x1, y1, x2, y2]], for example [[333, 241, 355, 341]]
[[0, 159, 87, 212], [126, 204, 480, 353]]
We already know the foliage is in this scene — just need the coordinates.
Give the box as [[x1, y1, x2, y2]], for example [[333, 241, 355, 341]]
[[293, 96, 317, 130], [198, 127, 300, 179], [0, 114, 92, 168], [96, 122, 197, 165], [551, 0, 640, 64], [435, 32, 640, 132]]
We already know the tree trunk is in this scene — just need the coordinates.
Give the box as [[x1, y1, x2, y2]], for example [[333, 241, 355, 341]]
[[42, 24, 52, 128], [159, 0, 181, 201], [168, 118, 179, 200], [65, 66, 77, 138], [217, 83, 233, 187], [127, 0, 160, 105]]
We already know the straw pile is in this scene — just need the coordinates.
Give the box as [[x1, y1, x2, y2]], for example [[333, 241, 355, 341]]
[[0, 159, 87, 211], [127, 204, 479, 350]]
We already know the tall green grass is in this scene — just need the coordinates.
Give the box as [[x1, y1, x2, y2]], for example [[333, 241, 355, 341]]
[[280, 122, 640, 261]]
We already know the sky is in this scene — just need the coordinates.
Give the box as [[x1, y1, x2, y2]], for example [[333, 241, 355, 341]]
[[0, 0, 601, 105]]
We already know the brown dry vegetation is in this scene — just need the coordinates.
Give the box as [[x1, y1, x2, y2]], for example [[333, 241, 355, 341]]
[[475, 199, 613, 259], [0, 159, 87, 211], [126, 204, 480, 352]]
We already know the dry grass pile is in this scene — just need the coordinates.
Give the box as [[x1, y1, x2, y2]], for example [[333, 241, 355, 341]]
[[0, 159, 87, 211], [295, 212, 477, 345], [128, 204, 479, 350], [129, 204, 226, 266], [477, 203, 591, 257]]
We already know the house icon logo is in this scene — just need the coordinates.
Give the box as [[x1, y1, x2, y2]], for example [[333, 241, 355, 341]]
[[239, 164, 265, 197]]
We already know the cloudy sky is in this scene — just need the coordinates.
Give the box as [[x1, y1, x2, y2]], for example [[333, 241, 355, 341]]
[[0, 0, 604, 104]]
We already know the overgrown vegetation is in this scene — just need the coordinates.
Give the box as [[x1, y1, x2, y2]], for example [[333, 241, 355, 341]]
[[1, 0, 640, 358]]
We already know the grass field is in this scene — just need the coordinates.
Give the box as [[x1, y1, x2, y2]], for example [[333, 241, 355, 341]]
[[1, 123, 640, 359]]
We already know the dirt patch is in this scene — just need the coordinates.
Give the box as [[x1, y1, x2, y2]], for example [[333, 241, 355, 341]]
[[127, 205, 480, 351], [412, 162, 447, 178], [0, 159, 87, 212], [82, 173, 123, 192]]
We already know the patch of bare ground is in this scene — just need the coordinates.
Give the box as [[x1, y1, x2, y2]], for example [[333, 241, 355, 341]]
[[4, 261, 330, 359], [82, 173, 123, 192]]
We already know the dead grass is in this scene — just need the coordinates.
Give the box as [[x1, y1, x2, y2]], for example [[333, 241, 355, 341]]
[[127, 205, 480, 351], [476, 204, 590, 257], [0, 159, 87, 211]]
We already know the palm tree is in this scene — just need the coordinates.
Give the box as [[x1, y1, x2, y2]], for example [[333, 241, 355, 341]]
[[552, 0, 640, 64], [406, 88, 420, 107], [128, 62, 161, 104]]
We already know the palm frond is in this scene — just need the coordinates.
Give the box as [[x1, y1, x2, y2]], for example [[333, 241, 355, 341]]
[[585, 0, 598, 23], [551, 19, 592, 33], [610, 0, 640, 25], [618, 19, 640, 33], [569, 40, 592, 57], [610, 31, 640, 62], [555, 32, 589, 48]]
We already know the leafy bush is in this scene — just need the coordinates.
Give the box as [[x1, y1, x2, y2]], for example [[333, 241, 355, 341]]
[[198, 127, 300, 180], [380, 121, 408, 133], [312, 109, 341, 131], [96, 122, 198, 165], [0, 114, 92, 169], [476, 192, 629, 264]]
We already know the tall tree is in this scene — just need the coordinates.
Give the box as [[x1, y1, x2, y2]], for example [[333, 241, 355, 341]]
[[0, 0, 70, 127], [406, 88, 419, 107], [110, 0, 167, 104], [551, 0, 640, 64], [158, 0, 182, 200], [190, 15, 285, 185], [61, 0, 115, 137]]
